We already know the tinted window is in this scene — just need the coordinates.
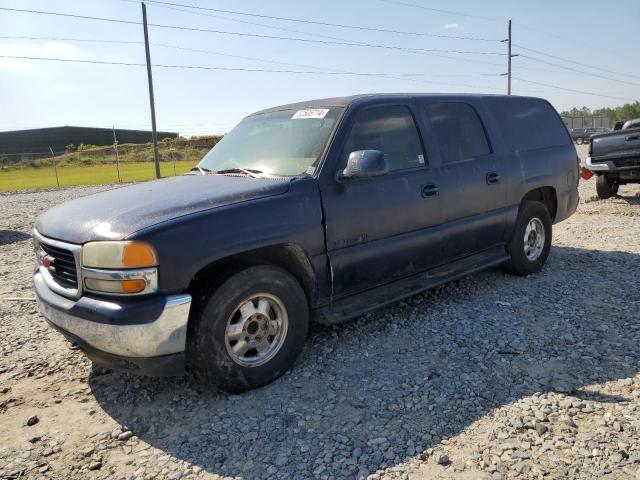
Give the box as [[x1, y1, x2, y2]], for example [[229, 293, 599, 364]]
[[342, 105, 425, 171], [485, 97, 571, 151], [423, 102, 490, 163]]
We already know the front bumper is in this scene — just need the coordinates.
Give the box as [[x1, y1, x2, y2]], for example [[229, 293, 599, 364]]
[[34, 271, 191, 376]]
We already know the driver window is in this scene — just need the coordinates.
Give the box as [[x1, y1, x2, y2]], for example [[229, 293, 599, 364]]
[[342, 105, 426, 172]]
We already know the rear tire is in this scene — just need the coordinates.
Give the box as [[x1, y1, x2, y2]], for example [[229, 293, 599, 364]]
[[504, 200, 552, 276], [187, 265, 309, 393], [596, 174, 618, 200]]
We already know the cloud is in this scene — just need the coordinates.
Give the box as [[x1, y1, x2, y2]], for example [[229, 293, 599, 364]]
[[0, 42, 79, 70], [443, 23, 461, 29]]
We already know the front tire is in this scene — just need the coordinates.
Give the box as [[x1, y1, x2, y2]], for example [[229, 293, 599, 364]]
[[596, 174, 618, 200], [187, 265, 309, 393], [505, 200, 552, 276]]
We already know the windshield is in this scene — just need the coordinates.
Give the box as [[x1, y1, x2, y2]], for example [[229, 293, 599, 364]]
[[199, 107, 343, 176]]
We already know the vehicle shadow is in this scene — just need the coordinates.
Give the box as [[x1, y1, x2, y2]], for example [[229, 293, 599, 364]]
[[615, 193, 640, 205], [89, 245, 640, 479], [0, 230, 31, 246]]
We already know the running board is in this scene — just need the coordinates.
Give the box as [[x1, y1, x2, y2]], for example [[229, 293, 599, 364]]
[[317, 246, 509, 325]]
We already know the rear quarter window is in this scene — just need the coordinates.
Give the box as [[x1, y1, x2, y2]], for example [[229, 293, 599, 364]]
[[484, 97, 571, 151], [423, 102, 491, 163]]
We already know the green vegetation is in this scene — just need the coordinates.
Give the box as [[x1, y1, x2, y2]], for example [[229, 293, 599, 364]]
[[0, 140, 221, 191], [0, 160, 196, 191], [561, 101, 640, 125]]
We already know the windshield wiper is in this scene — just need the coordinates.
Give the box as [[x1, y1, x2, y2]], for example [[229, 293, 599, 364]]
[[214, 167, 263, 178], [189, 166, 212, 175]]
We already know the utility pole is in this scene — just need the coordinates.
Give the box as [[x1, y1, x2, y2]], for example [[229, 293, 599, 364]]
[[112, 126, 122, 183], [507, 19, 512, 95], [501, 20, 518, 95], [142, 2, 161, 179]]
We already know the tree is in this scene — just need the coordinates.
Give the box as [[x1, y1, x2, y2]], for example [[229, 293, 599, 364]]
[[561, 102, 640, 124]]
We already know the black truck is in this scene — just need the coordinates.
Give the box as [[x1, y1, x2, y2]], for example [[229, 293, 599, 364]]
[[34, 94, 579, 392], [571, 127, 610, 144], [585, 120, 640, 199]]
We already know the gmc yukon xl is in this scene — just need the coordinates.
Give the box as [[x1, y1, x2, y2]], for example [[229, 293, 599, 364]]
[[34, 94, 579, 392]]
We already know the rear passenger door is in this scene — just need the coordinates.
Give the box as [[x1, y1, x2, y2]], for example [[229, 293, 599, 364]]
[[421, 101, 508, 260]]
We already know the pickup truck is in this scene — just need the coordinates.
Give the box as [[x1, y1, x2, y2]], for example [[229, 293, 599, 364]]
[[585, 121, 640, 199], [571, 127, 610, 144], [33, 94, 579, 392]]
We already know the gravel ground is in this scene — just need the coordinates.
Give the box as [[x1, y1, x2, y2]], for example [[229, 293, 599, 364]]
[[1, 145, 640, 480]]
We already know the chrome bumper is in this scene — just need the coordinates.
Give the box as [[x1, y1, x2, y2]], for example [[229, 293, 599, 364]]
[[585, 156, 611, 171], [35, 271, 191, 358]]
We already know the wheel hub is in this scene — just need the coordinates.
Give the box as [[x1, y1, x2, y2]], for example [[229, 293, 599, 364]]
[[224, 294, 289, 367], [523, 217, 545, 262]]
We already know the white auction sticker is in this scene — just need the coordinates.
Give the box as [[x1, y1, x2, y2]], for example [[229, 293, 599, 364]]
[[292, 108, 330, 119]]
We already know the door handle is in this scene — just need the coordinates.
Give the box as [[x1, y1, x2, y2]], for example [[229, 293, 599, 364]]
[[626, 135, 640, 141], [486, 172, 501, 185], [421, 184, 439, 197]]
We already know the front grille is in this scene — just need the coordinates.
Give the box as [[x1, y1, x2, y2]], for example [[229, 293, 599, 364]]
[[613, 157, 640, 168], [40, 242, 78, 288]]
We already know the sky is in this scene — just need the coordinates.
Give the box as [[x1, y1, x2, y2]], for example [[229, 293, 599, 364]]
[[0, 0, 638, 137]]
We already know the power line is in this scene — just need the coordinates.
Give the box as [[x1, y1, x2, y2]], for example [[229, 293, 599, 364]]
[[0, 35, 140, 45], [0, 7, 504, 57], [0, 34, 563, 75], [153, 42, 503, 77], [2, 37, 631, 99], [512, 77, 637, 102], [513, 43, 640, 80], [0, 35, 505, 84], [379, 0, 637, 76], [141, 3, 380, 46], [2, 7, 635, 103], [511, 24, 638, 64], [379, 1, 638, 68], [378, 0, 503, 22], [130, 0, 502, 42], [0, 55, 506, 91], [516, 54, 640, 88], [128, 3, 576, 75], [0, 7, 558, 73]]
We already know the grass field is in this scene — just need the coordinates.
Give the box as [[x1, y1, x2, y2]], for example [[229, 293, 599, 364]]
[[0, 138, 218, 191], [0, 160, 197, 191]]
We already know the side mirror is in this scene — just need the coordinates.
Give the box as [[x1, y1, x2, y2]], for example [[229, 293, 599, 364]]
[[338, 150, 388, 181]]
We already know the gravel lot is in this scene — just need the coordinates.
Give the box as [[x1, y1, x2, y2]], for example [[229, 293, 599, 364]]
[[1, 145, 640, 480]]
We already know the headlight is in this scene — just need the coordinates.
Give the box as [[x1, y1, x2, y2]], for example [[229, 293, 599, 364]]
[[82, 241, 157, 269], [81, 241, 158, 295]]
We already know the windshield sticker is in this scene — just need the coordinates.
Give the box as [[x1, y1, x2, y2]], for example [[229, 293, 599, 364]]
[[292, 108, 330, 120]]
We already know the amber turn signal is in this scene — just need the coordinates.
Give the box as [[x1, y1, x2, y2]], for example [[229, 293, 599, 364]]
[[122, 242, 157, 268], [84, 278, 147, 294], [120, 279, 147, 293]]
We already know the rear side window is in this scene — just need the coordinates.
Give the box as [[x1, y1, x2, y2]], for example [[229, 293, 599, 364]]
[[423, 102, 491, 163], [342, 105, 425, 171], [485, 97, 571, 151]]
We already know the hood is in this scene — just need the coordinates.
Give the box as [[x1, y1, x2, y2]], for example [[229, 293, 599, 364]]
[[36, 175, 291, 243]]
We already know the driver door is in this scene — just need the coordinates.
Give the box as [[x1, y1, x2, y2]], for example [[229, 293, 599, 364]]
[[320, 104, 444, 298]]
